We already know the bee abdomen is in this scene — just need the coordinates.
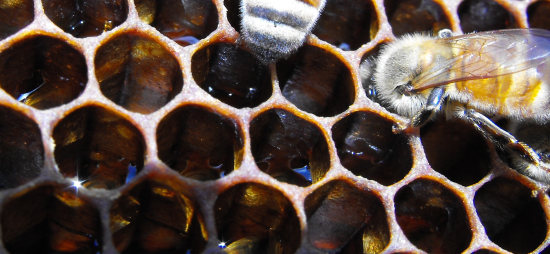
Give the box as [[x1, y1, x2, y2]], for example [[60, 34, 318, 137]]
[[240, 0, 323, 62]]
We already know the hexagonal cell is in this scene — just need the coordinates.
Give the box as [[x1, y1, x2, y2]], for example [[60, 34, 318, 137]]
[[42, 0, 128, 38], [384, 0, 451, 37], [458, 0, 518, 33], [332, 111, 412, 186], [304, 180, 389, 253], [2, 184, 102, 254], [0, 106, 43, 190], [110, 177, 206, 253], [52, 106, 146, 190], [0, 35, 87, 109], [135, 0, 218, 46], [527, 1, 550, 31], [311, 0, 378, 50], [276, 45, 354, 117], [249, 109, 330, 186], [214, 183, 301, 253], [156, 105, 244, 181], [191, 43, 272, 109], [420, 117, 491, 186], [0, 0, 33, 39], [95, 33, 183, 114], [394, 179, 472, 253], [474, 177, 547, 253]]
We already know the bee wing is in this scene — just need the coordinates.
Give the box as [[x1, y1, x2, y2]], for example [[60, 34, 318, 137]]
[[413, 29, 550, 91]]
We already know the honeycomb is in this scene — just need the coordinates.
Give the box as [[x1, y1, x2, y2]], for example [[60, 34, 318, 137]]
[[0, 0, 549, 253]]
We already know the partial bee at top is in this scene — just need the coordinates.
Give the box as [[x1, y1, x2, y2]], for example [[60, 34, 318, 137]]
[[239, 0, 326, 63]]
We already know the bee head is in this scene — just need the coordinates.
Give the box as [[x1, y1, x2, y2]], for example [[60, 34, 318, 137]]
[[373, 34, 434, 118]]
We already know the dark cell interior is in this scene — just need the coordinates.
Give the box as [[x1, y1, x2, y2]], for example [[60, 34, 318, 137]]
[[304, 180, 389, 253], [384, 0, 451, 37], [43, 0, 127, 38], [110, 177, 206, 254], [191, 43, 272, 109], [95, 33, 184, 114], [156, 105, 244, 181], [249, 108, 330, 187], [52, 106, 146, 190], [394, 179, 472, 253], [0, 35, 87, 109], [2, 184, 103, 254], [420, 117, 491, 186], [312, 0, 378, 50], [276, 45, 354, 117], [474, 177, 547, 253], [473, 250, 502, 254], [458, 0, 518, 33], [528, 1, 550, 31], [224, 0, 241, 34], [332, 111, 412, 186], [0, 106, 43, 190], [214, 183, 301, 254], [135, 0, 218, 46], [0, 0, 33, 39]]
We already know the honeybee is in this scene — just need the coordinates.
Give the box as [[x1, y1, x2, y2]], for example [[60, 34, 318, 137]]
[[371, 28, 550, 184], [240, 0, 326, 63]]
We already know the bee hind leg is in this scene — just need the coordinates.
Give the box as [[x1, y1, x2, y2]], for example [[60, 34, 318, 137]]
[[456, 108, 550, 184]]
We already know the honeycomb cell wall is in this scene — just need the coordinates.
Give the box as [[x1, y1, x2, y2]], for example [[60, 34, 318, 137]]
[[0, 0, 549, 253]]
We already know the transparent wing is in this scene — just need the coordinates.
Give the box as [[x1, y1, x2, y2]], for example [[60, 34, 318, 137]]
[[412, 29, 550, 91]]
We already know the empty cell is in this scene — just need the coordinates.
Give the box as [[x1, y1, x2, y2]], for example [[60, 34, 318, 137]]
[[0, 106, 43, 190], [2, 184, 102, 254], [0, 0, 33, 39], [527, 1, 550, 31], [214, 183, 301, 254], [95, 33, 184, 114], [135, 0, 218, 46], [332, 111, 412, 186], [250, 109, 330, 187], [304, 180, 389, 253], [384, 0, 451, 37], [420, 116, 491, 186], [43, 0, 128, 38], [53, 106, 146, 190], [276, 45, 354, 117], [474, 177, 547, 253], [191, 43, 272, 109], [458, 0, 518, 33], [110, 177, 206, 253], [0, 35, 87, 109], [312, 0, 378, 50], [395, 179, 472, 253], [156, 105, 244, 181]]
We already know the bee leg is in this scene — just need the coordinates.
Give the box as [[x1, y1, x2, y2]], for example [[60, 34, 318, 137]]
[[460, 109, 539, 161], [409, 86, 446, 128], [456, 109, 550, 183], [457, 108, 546, 173]]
